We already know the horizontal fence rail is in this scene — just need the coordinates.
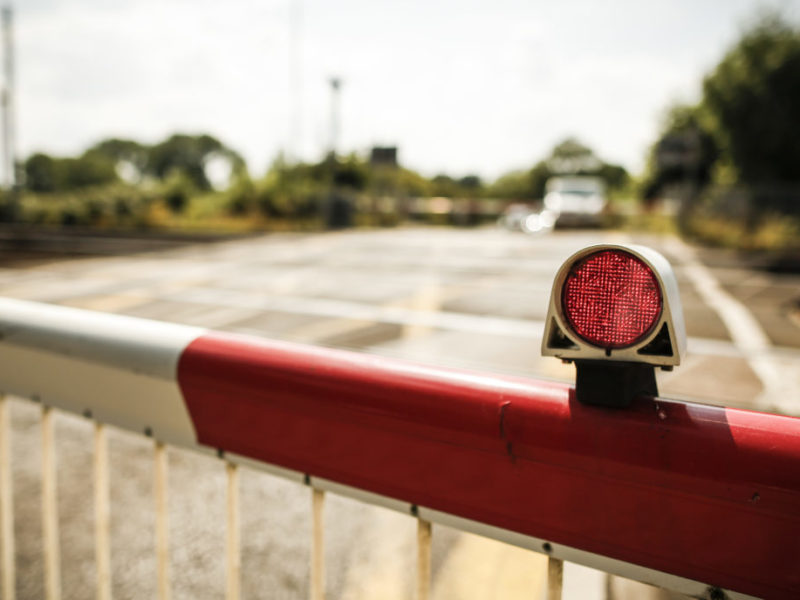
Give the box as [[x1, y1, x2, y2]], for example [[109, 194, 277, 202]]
[[0, 297, 799, 599]]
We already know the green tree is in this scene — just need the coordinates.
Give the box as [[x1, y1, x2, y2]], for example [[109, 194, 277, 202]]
[[225, 172, 257, 216], [24, 153, 59, 192], [333, 154, 368, 189], [597, 164, 630, 191], [64, 152, 118, 188], [23, 152, 117, 192], [528, 161, 553, 198], [392, 169, 431, 197], [430, 174, 460, 197], [256, 157, 327, 219], [147, 134, 244, 190], [367, 164, 431, 198], [86, 138, 149, 182], [546, 138, 602, 174], [490, 138, 627, 200], [458, 175, 483, 196], [702, 13, 800, 184], [487, 170, 535, 199], [641, 104, 718, 202]]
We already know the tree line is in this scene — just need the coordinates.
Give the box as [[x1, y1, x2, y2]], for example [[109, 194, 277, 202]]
[[23, 134, 245, 193], [3, 11, 797, 238], [642, 12, 800, 216], [15, 134, 629, 205]]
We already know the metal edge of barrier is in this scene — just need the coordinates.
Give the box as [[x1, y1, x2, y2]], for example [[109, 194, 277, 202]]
[[298, 477, 759, 600], [0, 297, 798, 599]]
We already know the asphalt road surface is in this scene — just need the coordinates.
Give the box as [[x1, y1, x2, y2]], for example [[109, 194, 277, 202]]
[[1, 227, 798, 600]]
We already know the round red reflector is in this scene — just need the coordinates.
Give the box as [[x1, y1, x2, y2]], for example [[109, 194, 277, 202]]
[[561, 249, 662, 349]]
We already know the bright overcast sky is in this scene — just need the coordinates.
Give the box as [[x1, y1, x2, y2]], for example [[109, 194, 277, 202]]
[[12, 0, 800, 179]]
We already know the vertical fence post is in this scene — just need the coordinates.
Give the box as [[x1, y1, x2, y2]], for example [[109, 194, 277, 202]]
[[547, 557, 563, 600], [310, 488, 325, 600], [225, 462, 240, 600], [0, 396, 15, 600], [416, 518, 431, 600], [154, 442, 170, 600], [41, 406, 61, 600], [94, 423, 111, 600]]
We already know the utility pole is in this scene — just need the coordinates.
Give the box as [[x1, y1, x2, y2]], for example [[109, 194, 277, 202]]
[[324, 76, 348, 229], [288, 0, 303, 163], [329, 77, 341, 158], [1, 5, 16, 192]]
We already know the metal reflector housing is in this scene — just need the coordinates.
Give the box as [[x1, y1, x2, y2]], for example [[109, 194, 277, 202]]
[[542, 244, 686, 366], [562, 249, 662, 349]]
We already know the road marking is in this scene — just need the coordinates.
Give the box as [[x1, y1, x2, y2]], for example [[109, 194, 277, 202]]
[[170, 288, 545, 339], [61, 292, 153, 313], [165, 287, 800, 362], [665, 239, 795, 414]]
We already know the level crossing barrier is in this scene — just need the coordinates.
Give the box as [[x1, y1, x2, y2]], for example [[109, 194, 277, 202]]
[[0, 297, 798, 600]]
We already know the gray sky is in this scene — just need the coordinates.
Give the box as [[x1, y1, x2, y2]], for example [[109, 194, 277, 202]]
[[10, 0, 800, 179]]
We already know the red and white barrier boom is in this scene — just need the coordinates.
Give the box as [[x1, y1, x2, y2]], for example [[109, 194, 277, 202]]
[[1, 247, 798, 599]]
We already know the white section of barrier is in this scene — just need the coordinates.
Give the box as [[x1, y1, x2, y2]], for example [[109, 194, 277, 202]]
[[0, 298, 201, 447], [0, 298, 202, 379]]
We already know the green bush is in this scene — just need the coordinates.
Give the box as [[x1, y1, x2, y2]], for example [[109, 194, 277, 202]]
[[161, 171, 195, 214], [12, 184, 155, 229], [224, 174, 257, 216]]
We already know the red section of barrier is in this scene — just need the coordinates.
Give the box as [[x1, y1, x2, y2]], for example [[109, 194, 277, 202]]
[[178, 331, 800, 599]]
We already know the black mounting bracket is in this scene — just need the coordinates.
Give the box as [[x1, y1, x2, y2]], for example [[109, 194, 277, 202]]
[[574, 360, 658, 408]]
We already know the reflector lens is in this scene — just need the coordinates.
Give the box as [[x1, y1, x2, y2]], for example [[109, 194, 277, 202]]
[[562, 249, 662, 349]]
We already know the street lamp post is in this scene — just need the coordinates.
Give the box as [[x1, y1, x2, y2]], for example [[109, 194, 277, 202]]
[[1, 5, 16, 192], [329, 77, 341, 159]]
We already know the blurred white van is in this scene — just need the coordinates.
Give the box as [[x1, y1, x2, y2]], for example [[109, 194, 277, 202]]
[[543, 176, 607, 227]]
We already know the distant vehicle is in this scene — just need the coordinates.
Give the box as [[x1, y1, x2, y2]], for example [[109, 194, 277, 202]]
[[543, 176, 607, 227], [498, 203, 537, 231], [498, 202, 557, 234]]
